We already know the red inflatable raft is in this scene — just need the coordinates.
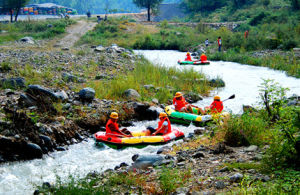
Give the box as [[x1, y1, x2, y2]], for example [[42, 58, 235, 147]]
[[94, 128, 184, 146]]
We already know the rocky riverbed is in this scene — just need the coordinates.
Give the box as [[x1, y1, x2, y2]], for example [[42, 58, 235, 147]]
[[0, 44, 164, 163]]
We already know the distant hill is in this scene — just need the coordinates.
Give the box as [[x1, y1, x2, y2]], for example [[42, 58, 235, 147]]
[[29, 0, 183, 14]]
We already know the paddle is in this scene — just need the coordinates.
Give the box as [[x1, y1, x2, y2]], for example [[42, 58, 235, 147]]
[[222, 94, 235, 102]]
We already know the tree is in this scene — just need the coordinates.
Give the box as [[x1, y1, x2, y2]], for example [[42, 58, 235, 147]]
[[133, 0, 163, 21], [290, 0, 300, 10], [0, 0, 30, 22], [182, 0, 227, 12]]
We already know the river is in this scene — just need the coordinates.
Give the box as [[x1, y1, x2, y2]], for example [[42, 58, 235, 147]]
[[0, 50, 299, 195]]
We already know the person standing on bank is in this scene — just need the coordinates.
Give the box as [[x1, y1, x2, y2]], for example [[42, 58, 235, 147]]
[[217, 37, 222, 52], [205, 38, 209, 47]]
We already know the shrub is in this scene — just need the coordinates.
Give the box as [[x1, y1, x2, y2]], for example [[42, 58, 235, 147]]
[[249, 11, 269, 26]]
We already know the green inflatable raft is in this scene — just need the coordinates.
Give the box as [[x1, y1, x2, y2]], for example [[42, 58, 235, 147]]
[[165, 105, 229, 126], [178, 60, 210, 65]]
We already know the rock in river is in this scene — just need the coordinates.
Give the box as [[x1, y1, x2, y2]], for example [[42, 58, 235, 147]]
[[25, 143, 43, 159]]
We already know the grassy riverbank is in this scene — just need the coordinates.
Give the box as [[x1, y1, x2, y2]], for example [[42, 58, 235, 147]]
[[37, 80, 300, 194], [83, 57, 211, 103], [0, 19, 76, 44], [209, 50, 300, 78]]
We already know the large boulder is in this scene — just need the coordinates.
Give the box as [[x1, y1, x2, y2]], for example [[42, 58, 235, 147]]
[[133, 103, 158, 120], [185, 91, 203, 103], [79, 88, 95, 101], [55, 90, 69, 101], [209, 78, 225, 87], [18, 93, 36, 107], [62, 72, 84, 83], [25, 143, 43, 159], [130, 154, 171, 170], [19, 37, 35, 44], [26, 85, 59, 101], [124, 89, 141, 100], [94, 45, 106, 52], [0, 77, 26, 89]]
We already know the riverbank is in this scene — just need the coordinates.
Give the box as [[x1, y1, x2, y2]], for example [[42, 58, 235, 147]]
[[36, 83, 300, 194]]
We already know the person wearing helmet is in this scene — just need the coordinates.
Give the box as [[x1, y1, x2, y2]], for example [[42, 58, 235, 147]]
[[185, 52, 192, 61], [200, 53, 208, 63], [203, 96, 224, 114], [147, 112, 172, 136], [106, 112, 132, 137], [173, 92, 193, 113]]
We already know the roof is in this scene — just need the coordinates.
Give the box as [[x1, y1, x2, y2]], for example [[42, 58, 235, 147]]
[[27, 3, 66, 8]]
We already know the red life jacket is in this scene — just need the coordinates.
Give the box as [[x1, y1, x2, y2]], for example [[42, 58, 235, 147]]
[[200, 55, 207, 62], [210, 100, 223, 113], [157, 117, 172, 135], [106, 119, 122, 136], [218, 39, 222, 46], [173, 97, 187, 111], [185, 55, 192, 61]]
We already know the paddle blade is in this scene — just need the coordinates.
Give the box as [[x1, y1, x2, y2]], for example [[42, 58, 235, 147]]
[[228, 94, 235, 99]]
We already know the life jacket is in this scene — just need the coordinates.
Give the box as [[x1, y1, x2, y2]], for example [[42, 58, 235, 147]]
[[218, 39, 222, 46], [210, 100, 223, 113], [106, 119, 122, 136], [173, 97, 187, 111], [185, 54, 192, 61], [200, 55, 207, 62], [157, 117, 172, 135]]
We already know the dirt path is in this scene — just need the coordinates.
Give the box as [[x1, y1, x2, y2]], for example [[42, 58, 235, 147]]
[[56, 20, 97, 48]]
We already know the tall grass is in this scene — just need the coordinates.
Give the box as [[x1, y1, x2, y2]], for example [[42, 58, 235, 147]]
[[0, 19, 76, 44], [210, 50, 300, 78], [83, 57, 211, 103]]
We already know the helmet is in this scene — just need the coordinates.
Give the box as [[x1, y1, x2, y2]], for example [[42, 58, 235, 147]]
[[110, 112, 119, 119], [214, 96, 221, 100], [159, 112, 167, 118], [187, 52, 190, 55], [201, 53, 205, 56], [175, 92, 183, 98]]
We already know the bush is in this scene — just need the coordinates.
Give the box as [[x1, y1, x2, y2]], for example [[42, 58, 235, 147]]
[[249, 11, 269, 26]]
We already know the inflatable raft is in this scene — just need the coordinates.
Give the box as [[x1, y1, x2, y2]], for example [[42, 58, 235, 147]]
[[178, 60, 210, 65], [94, 128, 184, 147], [165, 105, 230, 126]]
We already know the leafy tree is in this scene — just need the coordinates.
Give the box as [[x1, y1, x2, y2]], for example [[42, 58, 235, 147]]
[[290, 0, 300, 10], [0, 0, 30, 22], [133, 0, 164, 21]]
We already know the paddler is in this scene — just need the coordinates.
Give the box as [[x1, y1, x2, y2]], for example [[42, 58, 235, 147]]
[[198, 96, 224, 115], [185, 52, 192, 61], [147, 112, 172, 136], [200, 53, 208, 63], [173, 92, 194, 113], [105, 112, 132, 137]]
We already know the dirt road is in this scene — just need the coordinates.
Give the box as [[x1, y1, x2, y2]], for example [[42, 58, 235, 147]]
[[56, 20, 97, 48]]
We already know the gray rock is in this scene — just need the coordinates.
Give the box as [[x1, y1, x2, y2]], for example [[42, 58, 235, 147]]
[[56, 147, 66, 151], [79, 88, 95, 101], [193, 152, 205, 159], [63, 103, 71, 110], [144, 84, 155, 90], [124, 89, 140, 99], [61, 47, 69, 51], [203, 191, 216, 195], [157, 146, 171, 154], [94, 45, 106, 52], [245, 145, 258, 152], [186, 91, 203, 103], [62, 72, 81, 83], [218, 166, 229, 172], [209, 78, 225, 87], [0, 77, 26, 89], [215, 181, 225, 189], [20, 37, 35, 44], [130, 154, 170, 170], [261, 175, 271, 182], [176, 187, 189, 194], [194, 128, 205, 135], [26, 85, 59, 101], [152, 98, 159, 104], [230, 173, 243, 182], [55, 90, 69, 101], [19, 93, 36, 107], [26, 143, 43, 159]]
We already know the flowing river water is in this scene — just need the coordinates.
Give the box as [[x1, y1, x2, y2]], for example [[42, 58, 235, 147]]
[[0, 50, 299, 195]]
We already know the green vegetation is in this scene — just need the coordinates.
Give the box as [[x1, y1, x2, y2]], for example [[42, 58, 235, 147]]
[[38, 167, 192, 194], [0, 19, 76, 44], [209, 50, 300, 78], [84, 57, 211, 103], [220, 79, 299, 170]]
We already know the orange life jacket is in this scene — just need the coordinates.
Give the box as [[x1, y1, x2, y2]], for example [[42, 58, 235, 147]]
[[185, 55, 192, 61], [210, 100, 223, 113], [200, 55, 207, 62], [106, 119, 122, 136], [157, 117, 172, 135], [173, 97, 187, 111]]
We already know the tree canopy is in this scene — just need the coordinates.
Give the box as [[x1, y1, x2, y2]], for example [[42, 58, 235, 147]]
[[133, 0, 164, 21], [0, 0, 30, 22]]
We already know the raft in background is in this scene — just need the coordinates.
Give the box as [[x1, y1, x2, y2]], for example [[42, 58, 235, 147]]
[[94, 128, 184, 149], [178, 60, 210, 65], [165, 105, 230, 126]]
